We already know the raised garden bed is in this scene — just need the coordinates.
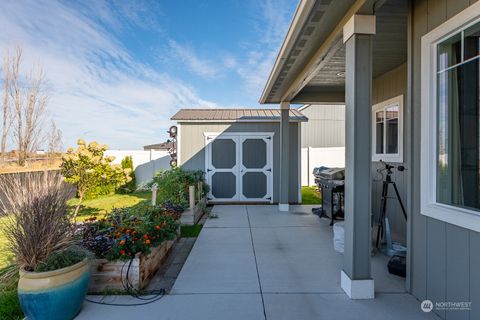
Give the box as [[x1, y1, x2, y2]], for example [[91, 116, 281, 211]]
[[88, 236, 177, 293], [180, 196, 207, 225]]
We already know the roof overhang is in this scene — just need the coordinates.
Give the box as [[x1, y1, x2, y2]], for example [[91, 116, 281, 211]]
[[259, 0, 407, 105], [259, 0, 370, 104]]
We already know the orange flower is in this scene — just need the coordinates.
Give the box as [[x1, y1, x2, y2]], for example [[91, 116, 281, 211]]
[[155, 225, 160, 230], [119, 240, 125, 246], [134, 237, 138, 241], [143, 234, 149, 240], [145, 239, 151, 245], [120, 250, 125, 256]]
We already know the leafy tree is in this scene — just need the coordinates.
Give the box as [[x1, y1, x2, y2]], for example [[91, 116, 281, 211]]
[[60, 139, 131, 223], [117, 155, 136, 194]]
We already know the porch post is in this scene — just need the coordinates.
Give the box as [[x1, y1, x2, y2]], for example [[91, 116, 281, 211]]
[[279, 101, 290, 211], [341, 15, 375, 299]]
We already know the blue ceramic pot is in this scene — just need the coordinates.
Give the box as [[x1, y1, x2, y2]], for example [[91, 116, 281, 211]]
[[18, 258, 91, 320]]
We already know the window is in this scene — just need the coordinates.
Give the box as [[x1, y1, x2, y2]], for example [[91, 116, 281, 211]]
[[421, 3, 480, 232], [372, 95, 403, 163]]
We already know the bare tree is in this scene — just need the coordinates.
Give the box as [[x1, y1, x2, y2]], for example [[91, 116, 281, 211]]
[[47, 120, 63, 154], [1, 49, 14, 158], [4, 46, 48, 165]]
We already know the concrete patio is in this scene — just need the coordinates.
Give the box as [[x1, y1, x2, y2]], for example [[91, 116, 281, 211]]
[[78, 205, 439, 320]]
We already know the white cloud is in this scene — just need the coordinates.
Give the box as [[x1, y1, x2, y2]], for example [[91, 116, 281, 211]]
[[0, 0, 216, 149], [168, 40, 220, 79], [235, 0, 293, 97]]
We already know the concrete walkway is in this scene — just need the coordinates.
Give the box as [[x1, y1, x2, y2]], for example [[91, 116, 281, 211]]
[[78, 205, 439, 320]]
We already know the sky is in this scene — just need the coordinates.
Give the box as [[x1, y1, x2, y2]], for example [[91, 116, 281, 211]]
[[0, 0, 297, 149]]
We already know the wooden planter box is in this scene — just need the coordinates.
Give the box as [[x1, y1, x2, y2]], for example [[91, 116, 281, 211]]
[[88, 237, 177, 293], [180, 197, 207, 225]]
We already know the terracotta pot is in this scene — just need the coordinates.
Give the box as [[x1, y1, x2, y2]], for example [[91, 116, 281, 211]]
[[18, 258, 91, 320]]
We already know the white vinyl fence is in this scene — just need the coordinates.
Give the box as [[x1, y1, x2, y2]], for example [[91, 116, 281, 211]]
[[105, 150, 171, 187], [301, 147, 345, 186]]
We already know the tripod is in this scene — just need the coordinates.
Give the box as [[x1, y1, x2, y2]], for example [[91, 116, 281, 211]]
[[375, 162, 407, 250]]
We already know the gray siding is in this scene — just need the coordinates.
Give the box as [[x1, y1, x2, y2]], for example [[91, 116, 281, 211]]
[[371, 63, 408, 244], [300, 104, 345, 148], [411, 1, 480, 319], [178, 122, 300, 203]]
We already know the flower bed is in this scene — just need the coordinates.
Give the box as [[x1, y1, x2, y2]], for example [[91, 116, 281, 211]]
[[80, 202, 181, 292], [88, 236, 176, 292]]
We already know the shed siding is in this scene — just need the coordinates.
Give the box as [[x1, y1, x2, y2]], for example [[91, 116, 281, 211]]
[[300, 104, 345, 148], [371, 63, 408, 244], [178, 122, 300, 203], [411, 0, 480, 318]]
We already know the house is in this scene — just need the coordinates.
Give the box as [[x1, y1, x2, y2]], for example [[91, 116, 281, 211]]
[[171, 108, 307, 206], [143, 141, 174, 151], [260, 0, 479, 318], [298, 104, 345, 148]]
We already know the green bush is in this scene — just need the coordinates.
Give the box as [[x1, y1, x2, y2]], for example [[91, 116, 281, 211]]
[[148, 168, 209, 208], [35, 247, 90, 273], [84, 183, 116, 200], [117, 156, 136, 194]]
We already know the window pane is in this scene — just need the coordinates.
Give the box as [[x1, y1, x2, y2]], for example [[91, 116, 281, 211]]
[[437, 33, 461, 71], [385, 105, 399, 154], [464, 23, 480, 60], [376, 111, 384, 154], [436, 59, 480, 211]]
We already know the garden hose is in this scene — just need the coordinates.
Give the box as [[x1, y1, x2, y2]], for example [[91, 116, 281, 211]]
[[84, 258, 166, 306]]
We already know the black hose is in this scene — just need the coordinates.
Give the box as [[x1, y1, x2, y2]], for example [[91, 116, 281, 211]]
[[85, 258, 166, 306]]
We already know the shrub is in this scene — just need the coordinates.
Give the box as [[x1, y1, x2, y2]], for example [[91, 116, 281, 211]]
[[61, 139, 131, 222], [0, 171, 74, 271], [35, 247, 90, 272], [117, 156, 136, 194], [148, 168, 209, 208]]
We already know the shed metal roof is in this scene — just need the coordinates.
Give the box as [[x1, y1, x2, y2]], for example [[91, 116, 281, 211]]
[[171, 109, 308, 122]]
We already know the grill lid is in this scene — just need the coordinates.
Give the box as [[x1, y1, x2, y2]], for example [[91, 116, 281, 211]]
[[313, 167, 345, 180]]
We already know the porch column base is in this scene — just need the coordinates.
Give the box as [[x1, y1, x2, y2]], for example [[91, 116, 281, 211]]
[[278, 203, 289, 211], [341, 270, 374, 299]]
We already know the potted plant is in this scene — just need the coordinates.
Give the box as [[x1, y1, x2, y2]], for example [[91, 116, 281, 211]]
[[0, 171, 91, 320]]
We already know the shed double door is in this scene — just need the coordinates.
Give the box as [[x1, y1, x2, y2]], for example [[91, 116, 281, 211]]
[[205, 133, 273, 202]]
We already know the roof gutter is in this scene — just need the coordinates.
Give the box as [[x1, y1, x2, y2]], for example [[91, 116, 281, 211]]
[[260, 0, 374, 105], [259, 0, 317, 104]]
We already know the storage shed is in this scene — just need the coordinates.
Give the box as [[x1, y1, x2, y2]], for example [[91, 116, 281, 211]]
[[171, 109, 307, 204]]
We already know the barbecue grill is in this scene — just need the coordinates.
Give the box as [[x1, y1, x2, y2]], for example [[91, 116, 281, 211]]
[[312, 166, 345, 225]]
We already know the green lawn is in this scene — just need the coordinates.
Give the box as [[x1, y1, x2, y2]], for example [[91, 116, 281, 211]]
[[0, 288, 22, 320], [0, 265, 22, 320], [301, 186, 322, 204], [67, 191, 151, 221], [0, 216, 14, 268], [181, 224, 203, 238]]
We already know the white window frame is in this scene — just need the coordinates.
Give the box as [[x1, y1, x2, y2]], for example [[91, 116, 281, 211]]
[[421, 1, 480, 232], [371, 95, 404, 163]]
